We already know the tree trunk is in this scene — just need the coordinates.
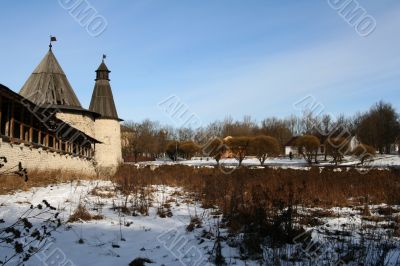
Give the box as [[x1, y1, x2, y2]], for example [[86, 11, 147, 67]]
[[260, 154, 266, 166], [238, 154, 244, 166]]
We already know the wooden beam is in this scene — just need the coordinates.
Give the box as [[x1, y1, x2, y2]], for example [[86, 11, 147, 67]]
[[4, 101, 9, 137], [45, 132, 49, 147], [19, 123, 24, 141], [20, 107, 24, 141], [29, 114, 33, 143], [9, 102, 14, 138]]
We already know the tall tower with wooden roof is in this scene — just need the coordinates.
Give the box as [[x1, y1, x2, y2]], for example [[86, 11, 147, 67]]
[[20, 46, 82, 108], [18, 41, 123, 175], [19, 44, 98, 139], [89, 56, 123, 173]]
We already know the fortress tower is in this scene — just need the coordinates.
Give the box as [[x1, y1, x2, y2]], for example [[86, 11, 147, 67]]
[[17, 44, 122, 175], [19, 45, 98, 138], [89, 57, 123, 174]]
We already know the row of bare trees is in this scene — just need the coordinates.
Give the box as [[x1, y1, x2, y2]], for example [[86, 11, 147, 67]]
[[295, 135, 376, 165], [122, 101, 399, 162], [164, 135, 280, 166], [157, 135, 268, 165]]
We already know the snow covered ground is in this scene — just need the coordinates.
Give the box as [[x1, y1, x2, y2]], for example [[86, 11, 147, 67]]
[[0, 181, 232, 266], [0, 180, 399, 265], [136, 154, 400, 170]]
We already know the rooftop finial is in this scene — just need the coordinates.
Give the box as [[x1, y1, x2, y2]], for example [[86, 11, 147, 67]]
[[49, 35, 57, 50], [102, 54, 106, 62]]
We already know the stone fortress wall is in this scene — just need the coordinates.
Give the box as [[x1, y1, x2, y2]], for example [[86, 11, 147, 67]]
[[0, 138, 96, 175]]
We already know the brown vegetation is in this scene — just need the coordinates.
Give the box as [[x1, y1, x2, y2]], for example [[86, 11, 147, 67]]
[[202, 137, 226, 165], [352, 144, 376, 165], [68, 204, 103, 223], [295, 135, 320, 164], [179, 141, 200, 159], [225, 136, 251, 166], [355, 101, 400, 154], [0, 169, 100, 195], [113, 165, 400, 211], [248, 135, 280, 165], [113, 165, 400, 257], [325, 137, 350, 165]]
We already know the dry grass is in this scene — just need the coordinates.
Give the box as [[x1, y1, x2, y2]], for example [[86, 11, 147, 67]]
[[112, 165, 400, 253], [90, 187, 116, 198], [0, 169, 106, 195], [68, 204, 103, 223], [113, 165, 400, 208]]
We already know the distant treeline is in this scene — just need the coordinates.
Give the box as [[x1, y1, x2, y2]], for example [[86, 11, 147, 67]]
[[122, 101, 400, 161]]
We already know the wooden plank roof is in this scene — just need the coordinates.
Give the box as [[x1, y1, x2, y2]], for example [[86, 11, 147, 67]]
[[89, 61, 121, 121], [19, 48, 82, 108]]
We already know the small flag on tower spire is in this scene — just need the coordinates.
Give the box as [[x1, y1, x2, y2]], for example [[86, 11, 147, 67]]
[[49, 35, 57, 50]]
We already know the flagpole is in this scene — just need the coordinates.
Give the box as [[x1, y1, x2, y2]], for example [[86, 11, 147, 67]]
[[49, 35, 57, 50]]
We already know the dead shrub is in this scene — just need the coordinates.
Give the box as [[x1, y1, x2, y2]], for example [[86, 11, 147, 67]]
[[68, 204, 103, 223], [90, 187, 115, 198], [157, 205, 172, 218], [186, 216, 202, 232]]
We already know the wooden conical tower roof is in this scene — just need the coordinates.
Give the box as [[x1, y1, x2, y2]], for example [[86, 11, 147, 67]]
[[19, 47, 82, 108], [89, 59, 120, 120]]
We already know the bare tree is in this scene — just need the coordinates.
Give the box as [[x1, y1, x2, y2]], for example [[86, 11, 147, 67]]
[[202, 138, 226, 166], [325, 137, 350, 165], [352, 144, 376, 165], [356, 102, 400, 154], [166, 141, 180, 161], [248, 135, 280, 165], [296, 135, 320, 164], [259, 117, 293, 149], [180, 141, 200, 159], [222, 116, 257, 137], [225, 136, 251, 166]]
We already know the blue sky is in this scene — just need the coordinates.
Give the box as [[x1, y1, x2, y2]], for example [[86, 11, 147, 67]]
[[0, 0, 399, 126]]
